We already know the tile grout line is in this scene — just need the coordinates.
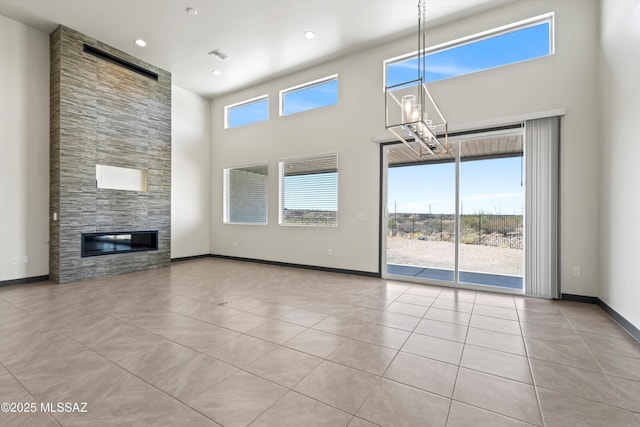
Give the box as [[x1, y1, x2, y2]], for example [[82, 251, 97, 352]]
[[239, 283, 434, 426], [558, 308, 636, 413], [2, 317, 224, 426], [3, 261, 638, 426], [519, 300, 548, 427], [341, 282, 440, 424], [443, 289, 477, 427], [0, 360, 64, 427]]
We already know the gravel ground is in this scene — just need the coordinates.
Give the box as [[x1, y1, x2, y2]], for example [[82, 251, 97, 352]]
[[387, 236, 523, 276]]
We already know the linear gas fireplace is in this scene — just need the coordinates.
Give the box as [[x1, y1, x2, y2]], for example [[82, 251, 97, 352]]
[[81, 231, 158, 257]]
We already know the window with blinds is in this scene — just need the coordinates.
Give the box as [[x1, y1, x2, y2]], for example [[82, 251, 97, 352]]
[[279, 154, 338, 227], [224, 164, 268, 224]]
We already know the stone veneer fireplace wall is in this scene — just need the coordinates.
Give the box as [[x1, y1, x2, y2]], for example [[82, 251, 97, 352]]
[[50, 26, 171, 283]]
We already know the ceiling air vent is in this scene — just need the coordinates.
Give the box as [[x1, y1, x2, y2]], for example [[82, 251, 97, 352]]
[[208, 49, 229, 60], [83, 44, 159, 81]]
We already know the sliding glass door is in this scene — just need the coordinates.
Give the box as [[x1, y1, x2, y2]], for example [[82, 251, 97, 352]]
[[383, 130, 525, 292], [386, 157, 456, 283], [457, 136, 524, 290]]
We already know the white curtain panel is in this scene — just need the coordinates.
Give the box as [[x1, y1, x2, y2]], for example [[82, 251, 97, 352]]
[[524, 117, 560, 298]]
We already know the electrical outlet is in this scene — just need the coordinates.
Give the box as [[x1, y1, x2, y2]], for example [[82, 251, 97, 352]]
[[10, 257, 18, 265], [572, 266, 581, 277], [233, 241, 238, 248], [22, 256, 29, 264], [327, 249, 333, 256]]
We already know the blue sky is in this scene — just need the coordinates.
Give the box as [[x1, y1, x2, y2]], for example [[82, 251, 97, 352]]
[[230, 20, 549, 128], [227, 79, 339, 127], [388, 156, 524, 215], [232, 20, 547, 213], [385, 21, 547, 216], [387, 22, 550, 86], [230, 21, 550, 127], [283, 79, 338, 116], [228, 98, 268, 128]]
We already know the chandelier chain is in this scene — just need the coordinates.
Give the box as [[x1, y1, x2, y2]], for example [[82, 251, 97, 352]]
[[385, 0, 448, 156], [418, 0, 427, 82]]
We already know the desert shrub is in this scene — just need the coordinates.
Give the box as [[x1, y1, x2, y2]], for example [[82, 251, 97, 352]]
[[461, 233, 479, 245]]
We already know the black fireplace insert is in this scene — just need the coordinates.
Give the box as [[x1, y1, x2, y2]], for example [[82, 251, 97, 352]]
[[81, 231, 158, 257]]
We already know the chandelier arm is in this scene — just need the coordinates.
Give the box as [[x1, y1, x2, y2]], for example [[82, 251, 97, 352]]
[[402, 126, 436, 155], [388, 128, 423, 158], [445, 123, 449, 151]]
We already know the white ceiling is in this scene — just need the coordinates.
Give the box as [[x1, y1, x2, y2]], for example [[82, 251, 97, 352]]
[[0, 0, 508, 98]]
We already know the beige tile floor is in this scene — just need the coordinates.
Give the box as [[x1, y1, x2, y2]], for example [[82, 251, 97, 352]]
[[1, 258, 639, 426]]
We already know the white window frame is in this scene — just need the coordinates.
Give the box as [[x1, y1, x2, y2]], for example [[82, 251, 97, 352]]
[[383, 12, 555, 91], [279, 74, 339, 116], [223, 163, 269, 225], [279, 153, 339, 227], [224, 94, 269, 129]]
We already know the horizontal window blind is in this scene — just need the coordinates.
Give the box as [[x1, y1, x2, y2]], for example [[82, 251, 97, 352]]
[[224, 165, 268, 224], [280, 155, 338, 226]]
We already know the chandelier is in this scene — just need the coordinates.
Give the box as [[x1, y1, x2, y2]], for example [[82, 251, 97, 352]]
[[385, 0, 448, 156]]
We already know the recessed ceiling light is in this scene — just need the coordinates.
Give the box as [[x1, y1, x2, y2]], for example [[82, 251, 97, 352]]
[[186, 7, 198, 15], [304, 31, 316, 39], [212, 69, 222, 76], [134, 39, 147, 47]]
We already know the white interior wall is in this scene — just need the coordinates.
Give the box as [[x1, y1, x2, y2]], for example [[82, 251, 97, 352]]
[[0, 12, 213, 280], [0, 15, 49, 282], [211, 0, 602, 295], [598, 0, 640, 329], [171, 85, 211, 258], [1, 0, 619, 311], [381, 0, 601, 296], [210, 52, 381, 272]]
